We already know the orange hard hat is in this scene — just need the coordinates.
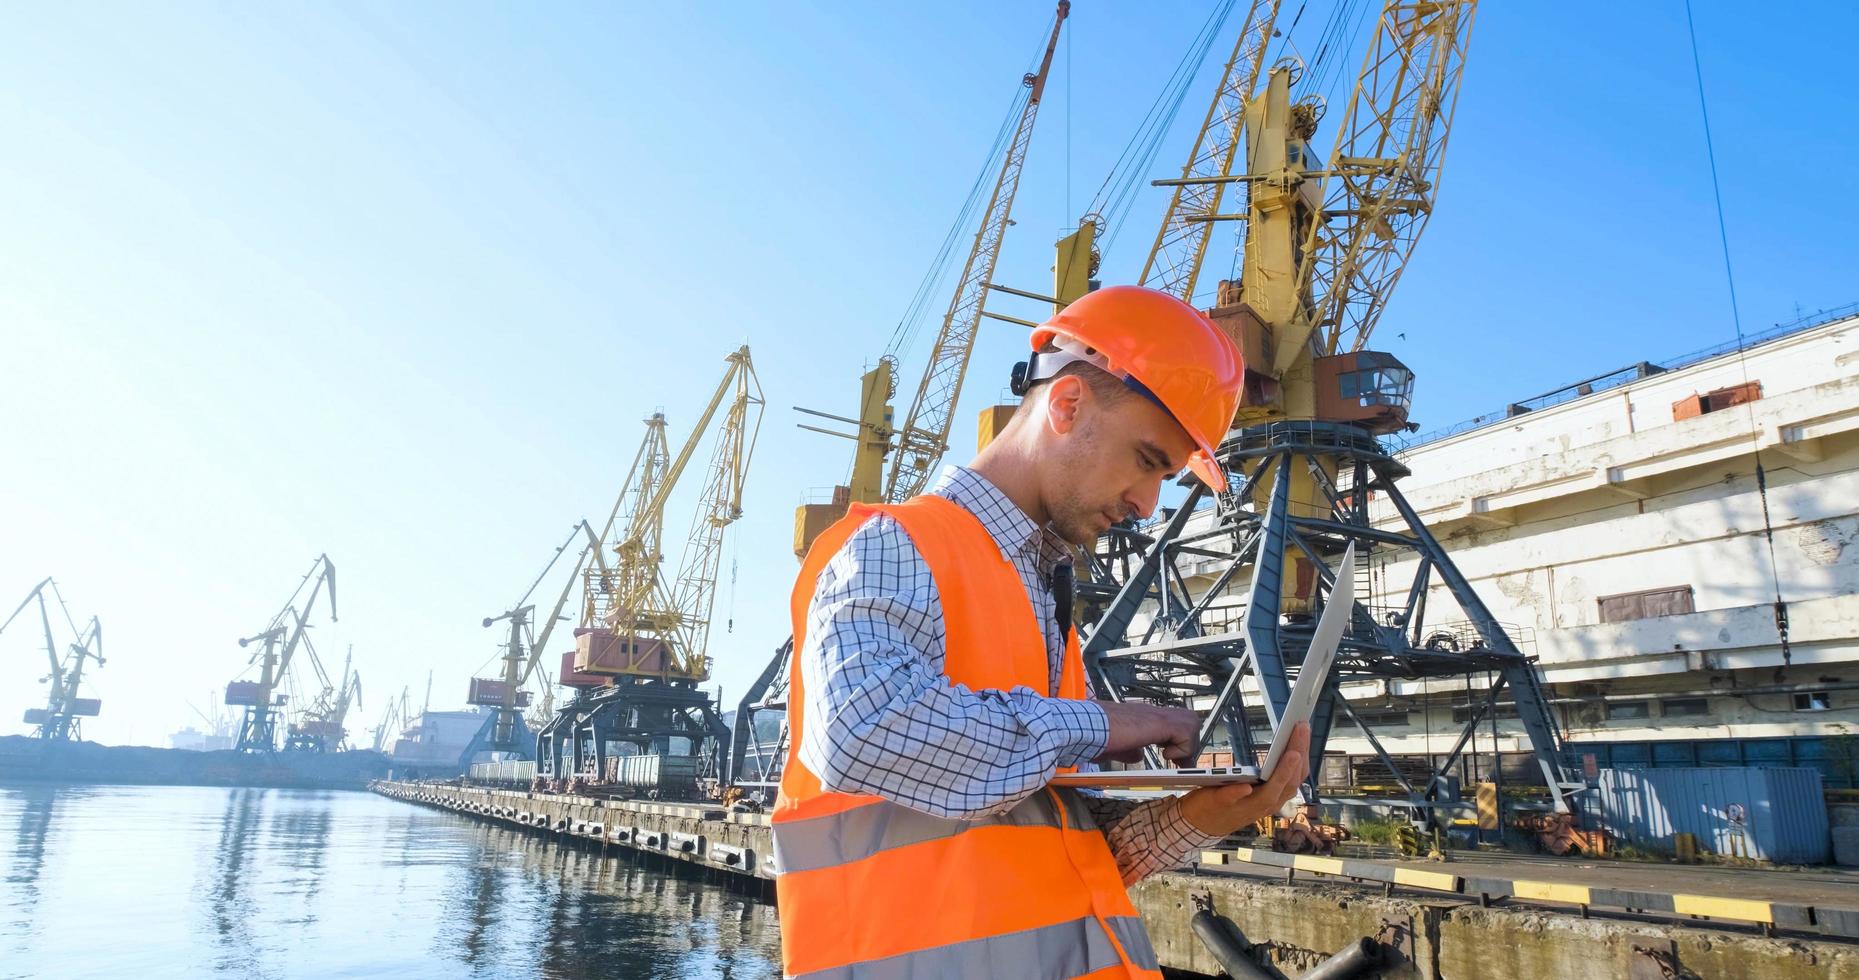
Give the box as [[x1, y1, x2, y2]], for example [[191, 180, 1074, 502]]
[[1027, 285, 1243, 491]]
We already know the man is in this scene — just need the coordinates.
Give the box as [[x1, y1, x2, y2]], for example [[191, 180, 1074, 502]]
[[774, 285, 1312, 979]]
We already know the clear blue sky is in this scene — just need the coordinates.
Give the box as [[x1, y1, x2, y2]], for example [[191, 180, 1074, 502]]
[[4, 2, 1855, 747]]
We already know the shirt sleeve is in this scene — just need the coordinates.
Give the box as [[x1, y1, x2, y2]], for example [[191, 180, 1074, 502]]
[[796, 514, 1110, 819], [1081, 793, 1229, 886]]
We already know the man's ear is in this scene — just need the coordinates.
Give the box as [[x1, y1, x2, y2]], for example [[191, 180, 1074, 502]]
[[1044, 374, 1086, 435]]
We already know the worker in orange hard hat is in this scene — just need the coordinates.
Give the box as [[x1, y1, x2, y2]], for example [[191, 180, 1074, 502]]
[[777, 283, 1309, 980]]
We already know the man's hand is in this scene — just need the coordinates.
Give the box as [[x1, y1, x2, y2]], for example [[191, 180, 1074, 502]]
[[1095, 700, 1201, 765], [1177, 722, 1311, 837]]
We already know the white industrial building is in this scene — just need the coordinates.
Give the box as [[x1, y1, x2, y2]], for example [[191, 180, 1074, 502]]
[[1364, 309, 1859, 780], [1155, 308, 1859, 787]]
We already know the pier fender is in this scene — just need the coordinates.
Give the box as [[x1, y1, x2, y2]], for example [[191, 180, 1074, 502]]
[[711, 844, 751, 868]]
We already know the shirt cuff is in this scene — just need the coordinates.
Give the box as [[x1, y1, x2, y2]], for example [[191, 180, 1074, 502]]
[[1023, 693, 1110, 770], [1150, 795, 1231, 870]]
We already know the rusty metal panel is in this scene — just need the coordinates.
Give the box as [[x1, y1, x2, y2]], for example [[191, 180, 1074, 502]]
[[558, 651, 606, 688]]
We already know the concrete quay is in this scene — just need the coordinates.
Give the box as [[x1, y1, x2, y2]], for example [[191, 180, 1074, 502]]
[[375, 780, 1859, 978]]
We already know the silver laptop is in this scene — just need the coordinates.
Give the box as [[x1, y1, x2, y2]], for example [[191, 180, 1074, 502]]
[[1050, 541, 1354, 790]]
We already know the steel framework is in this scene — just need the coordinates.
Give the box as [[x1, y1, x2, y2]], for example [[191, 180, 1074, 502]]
[[1139, 0, 1281, 302], [1081, 422, 1581, 818]]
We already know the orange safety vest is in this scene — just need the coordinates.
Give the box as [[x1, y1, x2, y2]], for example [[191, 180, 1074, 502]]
[[774, 495, 1162, 980]]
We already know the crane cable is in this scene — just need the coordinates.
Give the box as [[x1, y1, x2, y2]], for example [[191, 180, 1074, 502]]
[[1683, 0, 1792, 668], [1088, 0, 1238, 258], [884, 10, 1057, 364]]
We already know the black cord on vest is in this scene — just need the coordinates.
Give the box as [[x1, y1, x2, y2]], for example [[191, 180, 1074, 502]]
[[1050, 561, 1075, 635]]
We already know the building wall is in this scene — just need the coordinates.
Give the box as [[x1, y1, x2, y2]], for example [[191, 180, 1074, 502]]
[[1364, 315, 1859, 753], [1163, 315, 1859, 769]]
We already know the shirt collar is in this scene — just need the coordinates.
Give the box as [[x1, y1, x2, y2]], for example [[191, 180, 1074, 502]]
[[931, 465, 1073, 573]]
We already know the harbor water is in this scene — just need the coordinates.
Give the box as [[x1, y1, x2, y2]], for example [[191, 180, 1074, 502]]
[[0, 783, 781, 979]]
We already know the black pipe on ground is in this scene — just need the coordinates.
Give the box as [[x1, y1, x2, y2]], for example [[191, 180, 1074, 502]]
[[1296, 937, 1384, 980], [1189, 908, 1274, 980]]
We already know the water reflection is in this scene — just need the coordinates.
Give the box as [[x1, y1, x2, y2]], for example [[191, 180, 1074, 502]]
[[431, 816, 782, 980], [3, 785, 67, 959], [202, 787, 269, 976], [0, 786, 780, 978], [269, 790, 334, 919]]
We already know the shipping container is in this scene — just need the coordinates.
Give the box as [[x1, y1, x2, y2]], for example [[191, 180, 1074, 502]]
[[1580, 766, 1829, 864]]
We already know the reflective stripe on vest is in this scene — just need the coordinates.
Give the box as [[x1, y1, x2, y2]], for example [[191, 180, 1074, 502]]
[[790, 913, 1160, 979], [773, 785, 1097, 875], [775, 496, 1162, 980]]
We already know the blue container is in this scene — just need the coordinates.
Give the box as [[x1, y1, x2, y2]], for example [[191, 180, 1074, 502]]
[[1581, 766, 1828, 864]]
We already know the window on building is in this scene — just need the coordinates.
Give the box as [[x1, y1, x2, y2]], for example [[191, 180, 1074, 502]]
[[1795, 691, 1833, 712], [1606, 701, 1651, 721], [1660, 697, 1710, 718], [1452, 703, 1520, 724], [1597, 586, 1696, 624], [1353, 710, 1412, 727]]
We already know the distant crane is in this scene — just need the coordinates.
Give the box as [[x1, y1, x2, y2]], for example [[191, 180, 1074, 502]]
[[1, 578, 104, 741], [185, 694, 234, 748], [227, 554, 337, 753], [576, 346, 764, 685], [287, 645, 362, 752], [460, 520, 600, 765], [537, 346, 764, 783], [370, 686, 409, 754]]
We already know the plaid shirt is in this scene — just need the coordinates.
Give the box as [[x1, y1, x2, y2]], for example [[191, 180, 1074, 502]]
[[797, 465, 1224, 885]]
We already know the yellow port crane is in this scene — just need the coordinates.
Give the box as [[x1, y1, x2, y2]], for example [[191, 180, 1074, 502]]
[[539, 345, 764, 783], [228, 554, 336, 753], [1, 578, 104, 741], [577, 345, 764, 684], [792, 2, 1070, 556], [1083, 1, 1580, 818], [1149, 0, 1474, 610]]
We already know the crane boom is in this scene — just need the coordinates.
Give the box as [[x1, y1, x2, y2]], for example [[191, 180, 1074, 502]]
[[884, 2, 1068, 503], [524, 521, 602, 687], [598, 416, 671, 631], [600, 350, 754, 631], [1303, 0, 1475, 357], [1139, 0, 1283, 302], [667, 348, 764, 678]]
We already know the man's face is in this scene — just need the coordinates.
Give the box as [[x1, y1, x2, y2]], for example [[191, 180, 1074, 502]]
[[1042, 377, 1198, 547]]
